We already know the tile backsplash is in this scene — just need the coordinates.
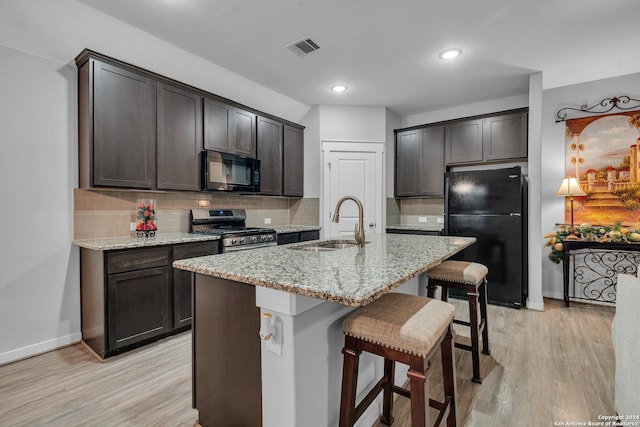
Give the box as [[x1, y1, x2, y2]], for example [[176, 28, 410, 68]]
[[389, 198, 445, 225], [74, 189, 319, 239]]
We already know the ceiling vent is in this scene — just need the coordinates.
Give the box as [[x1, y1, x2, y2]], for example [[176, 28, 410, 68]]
[[286, 37, 320, 57]]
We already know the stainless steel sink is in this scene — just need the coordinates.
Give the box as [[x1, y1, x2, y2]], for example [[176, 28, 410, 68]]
[[289, 240, 363, 251]]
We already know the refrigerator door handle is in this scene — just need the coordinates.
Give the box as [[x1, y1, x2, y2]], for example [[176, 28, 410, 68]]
[[510, 213, 521, 216], [509, 174, 519, 178]]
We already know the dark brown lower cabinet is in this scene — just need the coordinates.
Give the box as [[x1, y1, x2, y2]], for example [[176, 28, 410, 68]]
[[107, 266, 171, 351], [276, 229, 320, 245], [80, 240, 220, 359], [172, 242, 221, 328]]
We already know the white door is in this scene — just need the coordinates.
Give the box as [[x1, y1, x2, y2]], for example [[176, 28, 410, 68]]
[[323, 142, 384, 239]]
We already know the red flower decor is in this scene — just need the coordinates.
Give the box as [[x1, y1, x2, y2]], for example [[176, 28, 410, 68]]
[[136, 200, 157, 237]]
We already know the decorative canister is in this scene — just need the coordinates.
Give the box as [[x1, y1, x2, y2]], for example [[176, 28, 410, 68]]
[[135, 199, 157, 237]]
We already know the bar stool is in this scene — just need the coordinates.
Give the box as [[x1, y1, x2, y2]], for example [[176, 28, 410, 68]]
[[339, 293, 457, 427], [426, 260, 490, 384]]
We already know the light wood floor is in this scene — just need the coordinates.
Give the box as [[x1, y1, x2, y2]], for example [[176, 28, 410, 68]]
[[0, 298, 615, 427], [373, 298, 616, 427]]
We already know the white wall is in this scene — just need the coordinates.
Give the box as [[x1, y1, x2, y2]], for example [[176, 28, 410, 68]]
[[402, 94, 529, 128], [0, 0, 311, 364], [385, 109, 401, 198], [0, 46, 80, 363], [318, 105, 387, 142], [300, 106, 321, 198], [541, 72, 640, 299], [527, 72, 544, 310]]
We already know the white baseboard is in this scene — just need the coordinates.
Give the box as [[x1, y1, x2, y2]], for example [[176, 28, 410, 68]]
[[0, 333, 82, 366], [526, 298, 545, 311]]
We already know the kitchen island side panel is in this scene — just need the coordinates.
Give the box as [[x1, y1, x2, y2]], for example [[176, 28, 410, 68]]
[[193, 274, 262, 427]]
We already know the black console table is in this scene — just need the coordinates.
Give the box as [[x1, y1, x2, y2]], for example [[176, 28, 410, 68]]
[[562, 240, 640, 307]]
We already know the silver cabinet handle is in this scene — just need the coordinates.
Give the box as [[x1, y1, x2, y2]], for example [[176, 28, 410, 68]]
[[369, 222, 376, 227]]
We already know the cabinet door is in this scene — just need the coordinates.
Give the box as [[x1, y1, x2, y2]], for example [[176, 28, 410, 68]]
[[445, 119, 483, 165], [483, 112, 528, 161], [420, 126, 445, 196], [231, 108, 257, 157], [157, 83, 202, 191], [107, 266, 171, 351], [395, 130, 420, 196], [93, 60, 156, 189], [203, 97, 231, 152], [172, 242, 220, 329], [257, 116, 283, 195], [283, 125, 304, 197]]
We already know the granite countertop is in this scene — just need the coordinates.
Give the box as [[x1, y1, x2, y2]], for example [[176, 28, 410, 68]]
[[72, 232, 221, 251], [386, 224, 444, 232], [272, 225, 321, 234], [173, 233, 475, 306]]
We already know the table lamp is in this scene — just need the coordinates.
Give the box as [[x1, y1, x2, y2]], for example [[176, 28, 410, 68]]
[[556, 177, 587, 239]]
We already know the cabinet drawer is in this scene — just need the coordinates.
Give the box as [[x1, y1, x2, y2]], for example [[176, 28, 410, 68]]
[[173, 241, 220, 260], [277, 232, 299, 245], [107, 247, 170, 274], [299, 230, 320, 242]]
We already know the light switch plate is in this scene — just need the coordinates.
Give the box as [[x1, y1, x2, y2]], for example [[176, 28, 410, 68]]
[[130, 222, 137, 231], [418, 216, 427, 223], [264, 218, 272, 224], [436, 217, 444, 223]]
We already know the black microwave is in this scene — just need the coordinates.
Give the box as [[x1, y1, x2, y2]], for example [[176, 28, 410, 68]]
[[201, 150, 261, 193]]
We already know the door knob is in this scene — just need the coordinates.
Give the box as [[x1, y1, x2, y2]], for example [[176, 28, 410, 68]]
[[369, 222, 376, 227]]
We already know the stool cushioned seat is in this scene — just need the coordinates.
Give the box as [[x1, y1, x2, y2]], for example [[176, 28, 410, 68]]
[[344, 293, 455, 357], [428, 260, 488, 285]]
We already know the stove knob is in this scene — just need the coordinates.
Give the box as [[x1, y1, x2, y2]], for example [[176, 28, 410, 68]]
[[268, 235, 274, 241], [261, 235, 267, 241], [251, 236, 257, 243], [231, 238, 237, 245], [240, 237, 246, 244]]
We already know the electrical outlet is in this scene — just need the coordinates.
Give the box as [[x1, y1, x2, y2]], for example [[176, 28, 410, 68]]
[[130, 222, 137, 231], [264, 218, 272, 224], [436, 217, 444, 223], [418, 216, 427, 223]]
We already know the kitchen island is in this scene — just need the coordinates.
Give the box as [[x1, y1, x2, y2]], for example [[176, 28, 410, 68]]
[[173, 233, 475, 427]]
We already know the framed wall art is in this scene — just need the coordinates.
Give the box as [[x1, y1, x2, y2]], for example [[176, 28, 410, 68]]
[[563, 109, 640, 226]]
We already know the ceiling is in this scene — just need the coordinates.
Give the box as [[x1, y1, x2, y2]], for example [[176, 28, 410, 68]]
[[76, 0, 640, 117]]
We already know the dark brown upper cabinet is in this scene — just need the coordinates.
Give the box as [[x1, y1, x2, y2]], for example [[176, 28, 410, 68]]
[[203, 97, 231, 152], [395, 126, 445, 197], [257, 116, 284, 195], [157, 82, 202, 191], [482, 112, 528, 161], [76, 49, 303, 193], [204, 97, 256, 157], [283, 125, 304, 197], [445, 119, 483, 165], [231, 108, 257, 157], [81, 59, 156, 189], [445, 111, 528, 165]]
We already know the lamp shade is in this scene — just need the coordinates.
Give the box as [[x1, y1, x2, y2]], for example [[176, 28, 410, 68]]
[[555, 177, 587, 197]]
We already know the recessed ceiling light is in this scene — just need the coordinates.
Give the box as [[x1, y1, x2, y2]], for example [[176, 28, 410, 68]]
[[439, 48, 462, 60], [331, 85, 347, 93]]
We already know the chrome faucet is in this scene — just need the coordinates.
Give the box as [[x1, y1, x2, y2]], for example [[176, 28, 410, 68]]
[[331, 196, 366, 248]]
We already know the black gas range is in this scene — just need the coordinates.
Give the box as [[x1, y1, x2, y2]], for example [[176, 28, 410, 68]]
[[189, 208, 277, 252]]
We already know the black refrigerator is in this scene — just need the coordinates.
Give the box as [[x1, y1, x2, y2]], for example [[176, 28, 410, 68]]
[[445, 166, 528, 308]]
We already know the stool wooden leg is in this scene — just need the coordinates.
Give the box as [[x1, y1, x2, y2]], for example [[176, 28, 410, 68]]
[[441, 324, 457, 427], [467, 290, 482, 384], [339, 336, 361, 427], [407, 356, 428, 427], [479, 279, 490, 355], [380, 358, 395, 425]]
